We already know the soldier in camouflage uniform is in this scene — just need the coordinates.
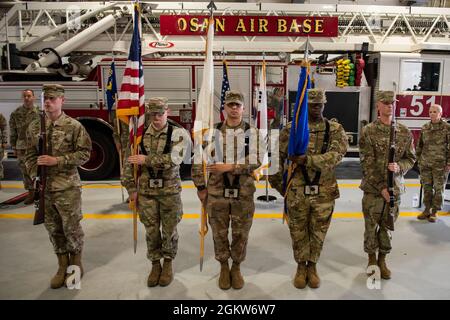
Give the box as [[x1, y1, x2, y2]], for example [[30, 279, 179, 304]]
[[269, 88, 348, 289], [0, 112, 7, 187], [122, 97, 188, 287], [416, 104, 450, 222], [359, 90, 416, 280], [9, 89, 39, 204], [25, 84, 92, 289], [192, 90, 260, 290]]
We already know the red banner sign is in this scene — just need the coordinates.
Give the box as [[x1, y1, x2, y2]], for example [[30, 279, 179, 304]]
[[160, 15, 338, 37]]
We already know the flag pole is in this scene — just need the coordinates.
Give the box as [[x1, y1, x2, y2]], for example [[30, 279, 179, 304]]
[[283, 38, 311, 225], [256, 53, 276, 203], [199, 0, 216, 272], [130, 116, 139, 254]]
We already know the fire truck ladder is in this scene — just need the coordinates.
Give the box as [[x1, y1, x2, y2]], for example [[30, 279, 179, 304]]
[[0, 2, 449, 73]]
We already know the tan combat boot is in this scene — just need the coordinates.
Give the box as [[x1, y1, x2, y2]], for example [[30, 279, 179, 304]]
[[428, 209, 437, 223], [378, 253, 391, 280], [23, 191, 35, 205], [230, 262, 244, 289], [159, 258, 173, 286], [366, 253, 377, 276], [69, 251, 84, 278], [417, 208, 430, 220], [293, 261, 307, 289], [307, 262, 320, 289], [147, 260, 162, 287], [218, 261, 231, 290], [50, 253, 69, 289]]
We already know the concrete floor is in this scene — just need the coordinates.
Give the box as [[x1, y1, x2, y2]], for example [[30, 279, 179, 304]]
[[1, 162, 449, 300]]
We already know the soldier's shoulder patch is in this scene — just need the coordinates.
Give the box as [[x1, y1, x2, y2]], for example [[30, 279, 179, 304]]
[[397, 123, 412, 136], [397, 122, 409, 131], [329, 117, 339, 123], [422, 121, 432, 130], [444, 120, 450, 129], [328, 120, 343, 133]]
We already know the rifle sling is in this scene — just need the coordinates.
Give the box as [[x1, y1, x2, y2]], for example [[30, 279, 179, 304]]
[[214, 121, 251, 191], [300, 119, 330, 186], [139, 123, 173, 179]]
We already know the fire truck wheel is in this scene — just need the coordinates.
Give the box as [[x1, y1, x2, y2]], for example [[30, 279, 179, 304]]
[[79, 129, 117, 180]]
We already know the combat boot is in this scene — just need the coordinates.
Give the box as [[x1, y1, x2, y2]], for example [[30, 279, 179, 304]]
[[23, 191, 35, 205], [378, 253, 391, 280], [50, 253, 69, 289], [218, 261, 231, 290], [159, 258, 173, 286], [428, 209, 437, 223], [417, 208, 430, 220], [293, 261, 307, 289], [366, 253, 377, 276], [147, 260, 162, 287], [230, 262, 244, 289], [307, 262, 320, 289], [69, 251, 84, 278]]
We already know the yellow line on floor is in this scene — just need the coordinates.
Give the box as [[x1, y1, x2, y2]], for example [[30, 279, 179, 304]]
[[1, 211, 448, 220]]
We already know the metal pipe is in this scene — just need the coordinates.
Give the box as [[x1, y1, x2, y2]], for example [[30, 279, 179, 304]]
[[5, 13, 10, 70], [18, 9, 23, 42], [21, 3, 117, 50], [26, 11, 123, 71]]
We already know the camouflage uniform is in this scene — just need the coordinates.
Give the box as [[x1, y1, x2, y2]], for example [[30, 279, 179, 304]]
[[25, 85, 92, 255], [359, 91, 416, 255], [10, 102, 39, 191], [0, 113, 7, 179], [121, 98, 187, 262], [269, 90, 348, 264], [416, 119, 450, 212], [192, 94, 260, 265]]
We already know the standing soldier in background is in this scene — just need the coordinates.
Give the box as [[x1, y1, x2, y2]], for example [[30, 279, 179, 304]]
[[9, 89, 39, 204], [0, 112, 7, 188], [416, 104, 450, 222], [122, 97, 188, 287], [359, 91, 415, 280], [25, 84, 92, 289], [269, 88, 348, 289], [192, 90, 260, 290]]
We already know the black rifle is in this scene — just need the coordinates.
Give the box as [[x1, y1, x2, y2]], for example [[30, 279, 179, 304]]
[[33, 94, 47, 225], [386, 101, 396, 232]]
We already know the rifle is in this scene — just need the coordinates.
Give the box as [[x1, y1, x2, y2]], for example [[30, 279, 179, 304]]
[[386, 89, 397, 231], [33, 93, 47, 225]]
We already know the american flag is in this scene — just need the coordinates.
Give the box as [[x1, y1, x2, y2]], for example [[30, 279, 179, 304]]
[[116, 3, 145, 147], [219, 60, 230, 122]]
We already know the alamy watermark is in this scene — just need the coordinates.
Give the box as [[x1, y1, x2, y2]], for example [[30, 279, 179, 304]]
[[366, 265, 381, 290], [168, 127, 280, 175], [66, 265, 81, 290]]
